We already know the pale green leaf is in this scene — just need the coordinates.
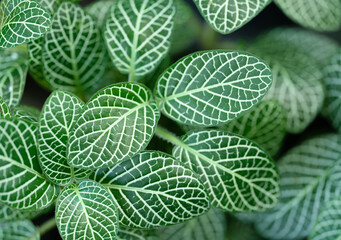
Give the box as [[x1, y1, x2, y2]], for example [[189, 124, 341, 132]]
[[38, 91, 91, 186], [255, 134, 341, 240], [275, 0, 341, 32], [13, 105, 40, 124], [90, 151, 210, 229], [118, 227, 155, 240], [0, 202, 43, 223], [0, 96, 12, 119], [170, 129, 279, 212], [221, 99, 286, 156], [85, 0, 114, 29], [105, 0, 175, 79], [0, 119, 59, 210], [68, 83, 160, 170], [194, 0, 271, 34], [155, 50, 272, 126], [56, 180, 118, 240], [0, 220, 39, 240]]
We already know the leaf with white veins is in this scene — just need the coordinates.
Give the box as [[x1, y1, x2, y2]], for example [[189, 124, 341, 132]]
[[0, 220, 39, 240], [0, 96, 12, 119], [13, 105, 40, 124]]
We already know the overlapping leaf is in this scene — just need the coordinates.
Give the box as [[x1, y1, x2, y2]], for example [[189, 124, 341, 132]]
[[68, 83, 160, 169], [42, 2, 107, 96], [13, 105, 40, 124], [255, 134, 341, 240], [155, 50, 272, 126], [0, 96, 12, 119], [56, 180, 118, 240], [170, 129, 279, 212], [0, 202, 41, 223], [86, 0, 113, 29], [275, 0, 341, 32], [38, 91, 91, 185], [91, 151, 210, 229], [0, 119, 59, 210], [0, 220, 39, 240], [118, 227, 155, 240], [222, 99, 286, 156], [105, 0, 175, 79], [194, 0, 271, 34]]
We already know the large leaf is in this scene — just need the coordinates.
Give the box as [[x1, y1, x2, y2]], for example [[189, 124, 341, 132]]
[[194, 0, 271, 34], [0, 48, 28, 108], [0, 119, 59, 210], [13, 105, 40, 124], [221, 99, 286, 156], [38, 91, 91, 185], [0, 96, 12, 119], [42, 2, 107, 96], [166, 129, 280, 212], [154, 50, 272, 126], [68, 83, 160, 169], [56, 180, 118, 240], [255, 134, 341, 240], [104, 0, 175, 80], [275, 0, 341, 32], [0, 220, 39, 240], [91, 151, 210, 229], [0, 0, 51, 49]]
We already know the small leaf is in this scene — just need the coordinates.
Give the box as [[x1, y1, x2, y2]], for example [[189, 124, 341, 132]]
[[38, 91, 91, 186], [0, 119, 59, 210], [91, 151, 210, 229], [255, 134, 341, 240], [105, 0, 175, 79], [56, 180, 118, 240], [194, 0, 271, 34], [221, 99, 286, 156], [68, 83, 160, 169], [0, 0, 51, 49], [85, 0, 113, 30], [172, 129, 279, 212], [155, 50, 272, 126], [0, 96, 12, 119], [275, 0, 341, 32], [0, 220, 39, 240], [13, 105, 40, 124]]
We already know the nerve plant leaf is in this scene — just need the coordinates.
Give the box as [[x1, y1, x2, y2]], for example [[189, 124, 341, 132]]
[[118, 227, 155, 240], [0, 119, 59, 210], [194, 0, 271, 34], [0, 202, 42, 223], [105, 0, 175, 79], [56, 180, 118, 240], [68, 83, 160, 170], [0, 96, 12, 119], [0, 220, 39, 240], [86, 0, 113, 29], [38, 91, 91, 186], [221, 99, 286, 156], [42, 2, 107, 96], [170, 129, 279, 212], [90, 151, 210, 229], [0, 0, 51, 49], [275, 0, 341, 32], [255, 134, 341, 240], [155, 50, 272, 126], [13, 105, 40, 124]]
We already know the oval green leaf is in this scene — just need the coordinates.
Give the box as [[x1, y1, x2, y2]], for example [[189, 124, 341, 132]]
[[0, 220, 39, 240], [13, 105, 40, 124], [0, 96, 12, 119]]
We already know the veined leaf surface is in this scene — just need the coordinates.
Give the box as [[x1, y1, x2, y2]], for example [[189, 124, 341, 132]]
[[275, 0, 341, 32], [38, 91, 91, 185], [155, 50, 272, 126], [105, 0, 175, 79], [13, 105, 40, 124], [194, 0, 271, 34], [255, 134, 341, 240], [86, 0, 113, 29], [118, 227, 154, 240], [56, 180, 118, 240], [169, 129, 279, 212], [68, 83, 160, 169], [0, 220, 39, 240], [0, 202, 42, 223], [0, 96, 12, 119], [91, 151, 210, 229], [0, 0, 51, 49], [0, 119, 59, 210]]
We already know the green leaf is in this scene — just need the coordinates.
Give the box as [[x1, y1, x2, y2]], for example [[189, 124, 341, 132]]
[[42, 2, 107, 96], [104, 0, 175, 79], [171, 129, 279, 212], [13, 105, 40, 124], [0, 0, 51, 49], [68, 83, 160, 170], [0, 48, 28, 108], [0, 119, 59, 210], [155, 50, 272, 126], [85, 0, 113, 30], [275, 0, 341, 32], [0, 220, 39, 240], [118, 227, 154, 240], [0, 96, 12, 119], [221, 99, 286, 156], [90, 151, 210, 229], [255, 134, 341, 240], [309, 197, 341, 240], [38, 91, 91, 186], [194, 0, 271, 34], [0, 202, 42, 223], [157, 208, 226, 240], [56, 180, 118, 240], [226, 217, 264, 240]]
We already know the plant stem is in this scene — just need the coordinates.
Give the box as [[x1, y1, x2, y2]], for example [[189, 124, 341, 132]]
[[129, 72, 136, 82], [39, 217, 57, 236], [155, 126, 183, 147]]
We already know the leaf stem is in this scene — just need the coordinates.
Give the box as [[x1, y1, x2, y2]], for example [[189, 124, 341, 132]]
[[155, 126, 183, 147], [39, 217, 57, 236], [128, 72, 136, 82]]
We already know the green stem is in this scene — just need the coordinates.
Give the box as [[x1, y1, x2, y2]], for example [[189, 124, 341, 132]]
[[201, 24, 219, 50], [128, 72, 136, 82], [39, 217, 57, 236], [155, 126, 183, 147]]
